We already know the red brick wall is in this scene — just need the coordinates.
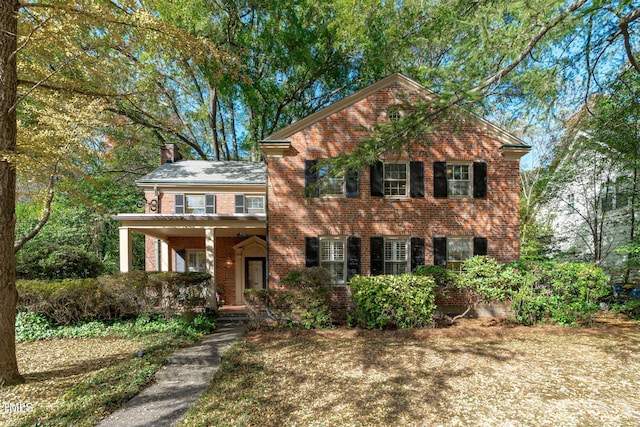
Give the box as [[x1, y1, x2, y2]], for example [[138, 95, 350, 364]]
[[144, 235, 243, 304], [266, 83, 522, 285]]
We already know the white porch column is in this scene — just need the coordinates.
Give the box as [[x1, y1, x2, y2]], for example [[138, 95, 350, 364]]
[[119, 227, 133, 273], [160, 240, 170, 272], [205, 227, 217, 309]]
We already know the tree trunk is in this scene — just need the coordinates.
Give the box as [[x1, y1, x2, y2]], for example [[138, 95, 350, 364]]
[[0, 0, 25, 387]]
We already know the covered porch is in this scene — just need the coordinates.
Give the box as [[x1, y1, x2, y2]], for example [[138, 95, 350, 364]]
[[115, 213, 267, 306]]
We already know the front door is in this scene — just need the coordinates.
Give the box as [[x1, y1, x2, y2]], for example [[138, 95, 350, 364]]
[[245, 257, 266, 290]]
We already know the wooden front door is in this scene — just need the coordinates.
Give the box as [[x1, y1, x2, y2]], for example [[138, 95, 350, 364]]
[[245, 257, 266, 290]]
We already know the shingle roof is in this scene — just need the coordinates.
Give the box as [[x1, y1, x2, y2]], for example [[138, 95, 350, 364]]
[[136, 161, 266, 186]]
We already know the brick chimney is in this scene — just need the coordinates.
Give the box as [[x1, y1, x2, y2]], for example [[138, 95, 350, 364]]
[[160, 143, 183, 165]]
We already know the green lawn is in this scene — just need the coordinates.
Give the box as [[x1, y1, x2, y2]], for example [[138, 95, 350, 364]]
[[181, 319, 640, 427]]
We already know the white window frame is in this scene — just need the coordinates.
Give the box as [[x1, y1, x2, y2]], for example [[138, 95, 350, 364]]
[[383, 163, 409, 197], [446, 163, 472, 197], [187, 250, 207, 272], [318, 164, 345, 196], [185, 194, 205, 214], [447, 237, 473, 271], [245, 195, 265, 213], [384, 238, 409, 275], [320, 236, 347, 284]]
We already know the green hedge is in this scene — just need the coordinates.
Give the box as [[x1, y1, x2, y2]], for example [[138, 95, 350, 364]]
[[349, 274, 436, 329], [419, 257, 611, 326], [17, 272, 211, 325]]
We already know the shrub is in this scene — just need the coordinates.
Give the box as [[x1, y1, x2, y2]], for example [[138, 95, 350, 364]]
[[244, 267, 333, 329], [17, 245, 104, 280], [17, 272, 212, 325], [451, 257, 610, 326], [349, 274, 436, 329]]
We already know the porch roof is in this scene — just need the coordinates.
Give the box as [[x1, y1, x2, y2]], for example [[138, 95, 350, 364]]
[[113, 213, 266, 239]]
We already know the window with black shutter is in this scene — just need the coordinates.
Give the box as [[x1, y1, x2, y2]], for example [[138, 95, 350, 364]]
[[304, 160, 319, 197], [433, 237, 447, 267], [370, 237, 384, 275], [433, 162, 447, 198], [411, 237, 425, 271], [205, 194, 216, 214], [410, 162, 424, 198], [235, 195, 245, 213], [473, 162, 487, 198], [370, 162, 384, 197], [305, 237, 319, 267], [174, 194, 185, 214], [347, 237, 361, 280], [473, 237, 488, 256]]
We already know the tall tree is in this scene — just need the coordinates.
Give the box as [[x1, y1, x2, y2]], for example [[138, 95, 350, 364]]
[[0, 0, 24, 386]]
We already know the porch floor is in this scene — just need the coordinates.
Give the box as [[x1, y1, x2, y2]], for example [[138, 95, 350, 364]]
[[218, 305, 247, 313]]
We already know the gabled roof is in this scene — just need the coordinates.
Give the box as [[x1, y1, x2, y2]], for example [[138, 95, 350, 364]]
[[136, 160, 266, 186], [264, 73, 528, 148]]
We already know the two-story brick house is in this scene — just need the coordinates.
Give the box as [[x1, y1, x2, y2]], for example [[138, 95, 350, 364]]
[[115, 74, 529, 308]]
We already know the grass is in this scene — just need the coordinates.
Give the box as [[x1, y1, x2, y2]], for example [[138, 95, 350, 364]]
[[1, 314, 216, 427], [180, 317, 640, 427]]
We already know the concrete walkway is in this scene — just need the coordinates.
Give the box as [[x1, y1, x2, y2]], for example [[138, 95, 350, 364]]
[[97, 324, 246, 427]]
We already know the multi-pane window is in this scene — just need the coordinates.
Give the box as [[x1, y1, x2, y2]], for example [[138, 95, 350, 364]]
[[447, 164, 471, 196], [384, 238, 409, 274], [185, 195, 205, 214], [320, 237, 346, 283], [245, 195, 265, 213], [318, 165, 344, 196], [567, 194, 575, 214], [601, 177, 630, 212], [447, 238, 472, 271], [187, 251, 206, 272], [387, 107, 402, 122], [384, 163, 408, 196]]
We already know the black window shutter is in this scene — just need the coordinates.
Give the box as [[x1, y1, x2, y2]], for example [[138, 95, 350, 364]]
[[473, 162, 487, 198], [370, 237, 384, 275], [304, 160, 319, 197], [411, 237, 425, 271], [370, 161, 384, 197], [175, 249, 186, 272], [433, 162, 448, 198], [410, 161, 425, 198], [473, 237, 488, 256], [205, 194, 216, 214], [305, 237, 319, 267], [346, 171, 360, 197], [175, 194, 185, 214], [433, 237, 447, 267], [347, 237, 361, 280], [235, 195, 245, 213]]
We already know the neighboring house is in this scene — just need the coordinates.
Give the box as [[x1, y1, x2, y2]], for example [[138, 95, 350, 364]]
[[537, 131, 634, 276], [115, 74, 530, 309]]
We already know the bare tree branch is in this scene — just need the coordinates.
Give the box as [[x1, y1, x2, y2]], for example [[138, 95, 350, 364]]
[[14, 169, 56, 253]]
